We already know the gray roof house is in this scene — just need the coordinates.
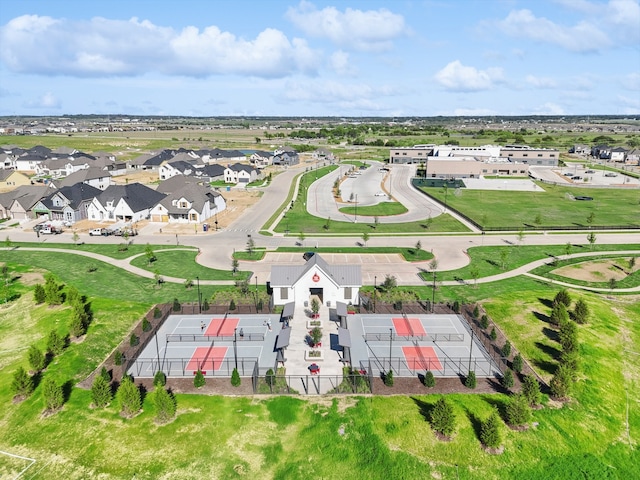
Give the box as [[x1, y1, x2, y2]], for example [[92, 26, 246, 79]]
[[150, 184, 226, 223], [33, 182, 101, 223], [86, 183, 166, 223], [224, 163, 260, 184], [54, 166, 112, 190]]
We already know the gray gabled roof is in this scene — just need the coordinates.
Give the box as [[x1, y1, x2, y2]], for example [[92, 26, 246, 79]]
[[270, 254, 361, 287], [43, 183, 101, 210], [157, 184, 220, 214], [96, 183, 166, 212], [55, 167, 110, 188]]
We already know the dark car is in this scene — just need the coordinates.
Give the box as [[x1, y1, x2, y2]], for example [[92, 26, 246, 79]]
[[303, 252, 315, 261]]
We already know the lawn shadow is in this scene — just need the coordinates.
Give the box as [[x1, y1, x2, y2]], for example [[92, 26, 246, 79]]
[[482, 394, 509, 421], [486, 377, 511, 396], [411, 396, 434, 423], [465, 408, 483, 442], [535, 341, 561, 361], [533, 310, 552, 324], [62, 380, 74, 403], [538, 297, 553, 309], [542, 327, 560, 342]]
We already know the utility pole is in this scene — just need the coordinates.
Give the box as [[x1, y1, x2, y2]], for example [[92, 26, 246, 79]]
[[373, 275, 377, 313], [196, 276, 201, 313], [432, 271, 436, 312], [389, 328, 393, 373]]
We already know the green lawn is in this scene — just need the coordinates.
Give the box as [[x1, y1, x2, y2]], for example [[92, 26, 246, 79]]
[[421, 183, 640, 229], [7, 241, 190, 260], [338, 201, 408, 216]]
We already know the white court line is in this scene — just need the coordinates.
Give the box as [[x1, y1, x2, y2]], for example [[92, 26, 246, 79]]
[[0, 450, 36, 480]]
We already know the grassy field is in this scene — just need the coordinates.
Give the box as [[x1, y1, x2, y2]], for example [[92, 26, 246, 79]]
[[338, 201, 408, 216], [0, 264, 638, 478], [421, 183, 640, 229]]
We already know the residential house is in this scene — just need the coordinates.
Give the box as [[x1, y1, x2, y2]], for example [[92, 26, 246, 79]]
[[159, 160, 197, 180], [33, 183, 101, 224], [103, 162, 128, 176], [205, 148, 246, 163], [0, 152, 17, 169], [223, 164, 260, 185], [37, 157, 91, 178], [15, 154, 47, 172], [6, 185, 51, 220], [54, 166, 112, 191], [150, 184, 226, 223], [87, 183, 166, 222], [312, 148, 335, 162], [272, 147, 300, 166], [195, 163, 225, 182], [156, 175, 204, 195], [569, 144, 590, 155], [591, 144, 611, 159], [610, 147, 627, 162], [625, 148, 640, 165], [250, 150, 273, 168], [0, 170, 30, 191]]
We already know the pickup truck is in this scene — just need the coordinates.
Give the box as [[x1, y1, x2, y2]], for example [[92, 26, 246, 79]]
[[40, 226, 62, 235], [89, 228, 108, 236]]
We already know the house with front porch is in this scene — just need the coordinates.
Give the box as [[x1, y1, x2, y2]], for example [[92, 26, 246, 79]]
[[33, 183, 101, 224], [87, 183, 166, 222], [150, 184, 225, 223], [224, 164, 260, 185], [0, 170, 30, 191]]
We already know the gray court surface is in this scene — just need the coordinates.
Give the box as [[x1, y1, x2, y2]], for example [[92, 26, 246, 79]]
[[129, 313, 282, 378], [348, 313, 500, 378]]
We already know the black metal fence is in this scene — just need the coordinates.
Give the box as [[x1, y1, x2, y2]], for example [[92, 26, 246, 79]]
[[362, 332, 464, 342], [130, 357, 258, 378], [251, 370, 373, 395], [360, 355, 498, 378], [165, 333, 265, 343]]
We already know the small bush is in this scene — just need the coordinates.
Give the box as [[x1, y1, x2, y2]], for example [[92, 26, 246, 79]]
[[229, 299, 236, 311], [480, 314, 489, 330], [203, 299, 210, 311], [506, 393, 531, 427], [553, 289, 571, 308], [172, 298, 181, 312], [153, 306, 161, 318], [384, 370, 394, 386], [512, 353, 524, 373], [153, 371, 167, 387], [424, 371, 436, 388], [33, 284, 46, 304], [265, 368, 275, 387], [129, 333, 139, 347], [27, 344, 46, 372], [118, 375, 141, 416], [522, 374, 542, 406], [550, 364, 573, 399], [473, 304, 480, 318], [46, 330, 65, 356], [91, 375, 112, 408], [501, 369, 514, 389], [231, 368, 241, 387], [501, 341, 512, 358], [99, 367, 111, 382], [114, 350, 123, 366], [154, 387, 177, 423], [489, 327, 497, 341], [452, 300, 460, 313], [464, 371, 477, 389], [480, 408, 502, 448], [194, 370, 206, 388], [256, 299, 263, 311], [11, 367, 34, 398], [43, 377, 64, 411], [573, 298, 589, 324], [142, 318, 151, 332], [430, 397, 456, 437]]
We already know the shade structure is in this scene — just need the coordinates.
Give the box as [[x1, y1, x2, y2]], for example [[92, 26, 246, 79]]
[[337, 327, 352, 348], [275, 327, 291, 350]]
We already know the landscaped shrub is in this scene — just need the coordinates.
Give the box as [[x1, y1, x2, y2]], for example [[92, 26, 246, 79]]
[[129, 333, 139, 347], [473, 304, 480, 318], [153, 371, 167, 387], [506, 393, 531, 427], [33, 284, 45, 304], [194, 370, 206, 388], [256, 299, 263, 311], [114, 350, 123, 366], [265, 368, 275, 387], [512, 353, 523, 373], [154, 387, 176, 423], [480, 314, 489, 329], [11, 367, 34, 399], [559, 320, 579, 354], [43, 377, 64, 411], [553, 289, 571, 308], [231, 368, 241, 387], [309, 327, 322, 346], [560, 350, 580, 378], [44, 273, 62, 305], [480, 408, 502, 449], [142, 318, 151, 332], [384, 370, 394, 386], [573, 298, 589, 324], [501, 341, 512, 358], [452, 300, 460, 313], [118, 375, 141, 417], [424, 371, 436, 388], [464, 371, 477, 389], [521, 374, 541, 407], [172, 298, 181, 312], [91, 374, 112, 408], [489, 327, 497, 341], [70, 304, 87, 338], [27, 344, 46, 372], [550, 364, 573, 399], [229, 299, 236, 311], [501, 369, 514, 389], [153, 306, 161, 318], [430, 397, 456, 438], [203, 299, 210, 311], [46, 330, 65, 356], [99, 367, 111, 382], [550, 302, 569, 326]]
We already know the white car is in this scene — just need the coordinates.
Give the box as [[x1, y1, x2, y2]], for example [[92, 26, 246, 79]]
[[374, 191, 386, 197]]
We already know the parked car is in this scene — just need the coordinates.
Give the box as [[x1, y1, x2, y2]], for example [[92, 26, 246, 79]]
[[303, 252, 315, 261], [40, 225, 62, 235], [604, 172, 618, 177], [374, 191, 386, 197], [89, 228, 108, 236], [33, 223, 46, 232], [572, 176, 582, 180], [585, 170, 595, 174]]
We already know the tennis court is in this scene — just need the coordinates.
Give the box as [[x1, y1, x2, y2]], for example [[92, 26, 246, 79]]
[[128, 313, 282, 378], [349, 313, 499, 378]]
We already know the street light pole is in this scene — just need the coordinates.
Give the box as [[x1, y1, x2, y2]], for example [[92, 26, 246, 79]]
[[432, 271, 436, 312], [389, 328, 393, 373], [234, 328, 238, 370], [374, 275, 377, 313], [354, 194, 358, 223], [196, 276, 201, 314]]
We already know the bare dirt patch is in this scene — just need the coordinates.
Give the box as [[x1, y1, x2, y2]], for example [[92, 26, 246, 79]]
[[552, 258, 638, 282], [111, 171, 159, 185]]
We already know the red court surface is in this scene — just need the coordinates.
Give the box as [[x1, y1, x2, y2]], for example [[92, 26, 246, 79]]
[[204, 318, 239, 336], [186, 346, 229, 372], [402, 346, 443, 371], [392, 317, 426, 336]]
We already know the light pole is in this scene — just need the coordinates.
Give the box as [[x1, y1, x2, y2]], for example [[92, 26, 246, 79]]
[[255, 275, 259, 311], [196, 276, 201, 314], [354, 194, 358, 223], [431, 271, 436, 312], [389, 328, 393, 373], [233, 328, 238, 370], [373, 275, 377, 313]]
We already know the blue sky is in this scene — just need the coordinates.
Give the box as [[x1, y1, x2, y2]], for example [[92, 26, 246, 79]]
[[0, 0, 638, 117]]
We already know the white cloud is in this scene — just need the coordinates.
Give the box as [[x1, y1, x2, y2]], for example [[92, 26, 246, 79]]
[[434, 61, 504, 92], [621, 72, 640, 91], [329, 50, 356, 76], [23, 92, 61, 109], [534, 102, 565, 115], [496, 9, 611, 52], [525, 75, 558, 88], [0, 15, 320, 78], [286, 1, 405, 51], [281, 79, 398, 110], [616, 94, 640, 110]]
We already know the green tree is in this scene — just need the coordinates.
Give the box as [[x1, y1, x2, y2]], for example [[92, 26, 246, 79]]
[[550, 303, 569, 326], [424, 371, 435, 388], [99, 367, 111, 382], [470, 266, 480, 287], [297, 232, 305, 246], [70, 302, 88, 337], [550, 364, 573, 399], [501, 341, 512, 358], [506, 393, 532, 427], [464, 371, 477, 389], [384, 370, 394, 387], [521, 374, 542, 407], [154, 387, 177, 423], [587, 232, 596, 251], [430, 397, 456, 437], [172, 298, 181, 312], [231, 368, 241, 387], [499, 249, 509, 270], [558, 320, 579, 354], [114, 350, 123, 366], [42, 377, 64, 411], [265, 368, 275, 387], [46, 330, 65, 356], [553, 289, 572, 308], [361, 231, 370, 247], [564, 242, 572, 257], [145, 243, 156, 265], [142, 318, 152, 332], [11, 367, 34, 398], [415, 240, 422, 252], [501, 369, 515, 389], [573, 298, 590, 324], [231, 258, 239, 276], [480, 408, 502, 448], [66, 285, 80, 305], [629, 256, 637, 273], [194, 370, 206, 388], [512, 353, 524, 373], [490, 327, 497, 341], [91, 374, 112, 408], [118, 375, 141, 416], [44, 273, 62, 305], [33, 284, 46, 304], [586, 212, 595, 225], [246, 237, 255, 255], [380, 274, 397, 293], [27, 344, 46, 372], [480, 314, 489, 329], [153, 371, 167, 387]]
